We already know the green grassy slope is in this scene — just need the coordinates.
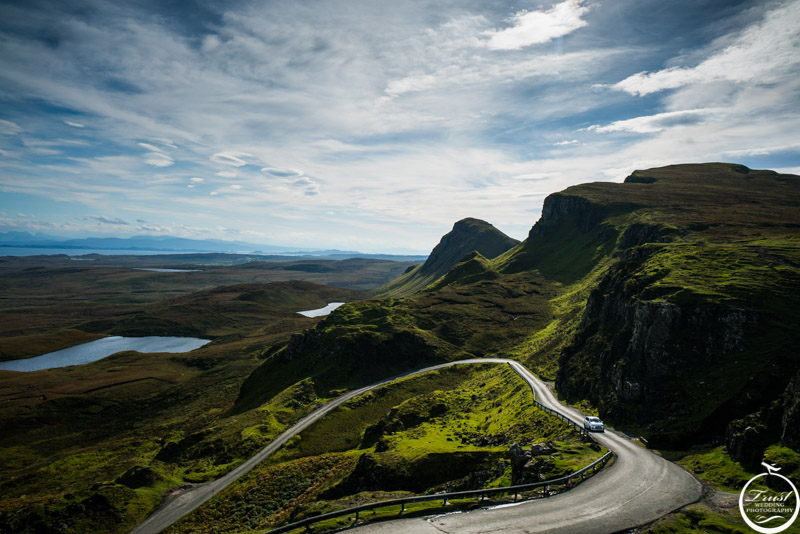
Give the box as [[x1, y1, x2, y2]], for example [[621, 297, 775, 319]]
[[168, 364, 602, 534], [234, 271, 555, 413]]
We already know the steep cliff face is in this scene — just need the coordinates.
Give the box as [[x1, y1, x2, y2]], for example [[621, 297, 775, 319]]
[[497, 194, 627, 284], [554, 244, 787, 447], [547, 164, 800, 448], [530, 193, 624, 238]]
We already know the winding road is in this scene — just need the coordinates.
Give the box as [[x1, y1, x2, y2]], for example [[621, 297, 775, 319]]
[[131, 358, 702, 534]]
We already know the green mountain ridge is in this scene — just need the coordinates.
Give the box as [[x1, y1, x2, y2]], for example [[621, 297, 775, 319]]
[[270, 163, 800, 454]]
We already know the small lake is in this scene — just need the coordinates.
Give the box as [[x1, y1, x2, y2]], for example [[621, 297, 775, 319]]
[[297, 302, 345, 318], [0, 336, 211, 372]]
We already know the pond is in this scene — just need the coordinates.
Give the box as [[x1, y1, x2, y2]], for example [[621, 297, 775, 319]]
[[297, 302, 345, 317], [0, 336, 211, 372]]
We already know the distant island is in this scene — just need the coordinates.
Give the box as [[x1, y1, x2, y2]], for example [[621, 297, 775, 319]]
[[0, 232, 427, 261]]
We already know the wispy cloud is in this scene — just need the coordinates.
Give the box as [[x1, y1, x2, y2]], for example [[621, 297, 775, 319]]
[[293, 176, 320, 196], [723, 144, 800, 158], [64, 120, 85, 128], [0, 120, 21, 135], [137, 141, 175, 167], [84, 215, 130, 225], [0, 0, 797, 251], [586, 108, 719, 134], [143, 152, 174, 167], [612, 1, 800, 97]]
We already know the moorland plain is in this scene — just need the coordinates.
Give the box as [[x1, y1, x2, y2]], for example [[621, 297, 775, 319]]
[[0, 254, 415, 532], [0, 254, 416, 360]]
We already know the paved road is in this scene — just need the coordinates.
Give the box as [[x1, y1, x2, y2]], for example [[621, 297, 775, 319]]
[[131, 358, 702, 533], [349, 361, 703, 534]]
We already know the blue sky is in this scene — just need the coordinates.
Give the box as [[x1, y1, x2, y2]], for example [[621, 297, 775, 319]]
[[1, 0, 798, 253]]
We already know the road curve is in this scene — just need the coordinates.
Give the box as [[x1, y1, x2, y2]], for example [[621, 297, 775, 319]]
[[350, 361, 703, 534], [131, 358, 702, 533]]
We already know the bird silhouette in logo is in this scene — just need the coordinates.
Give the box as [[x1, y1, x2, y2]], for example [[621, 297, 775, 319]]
[[762, 462, 782, 475]]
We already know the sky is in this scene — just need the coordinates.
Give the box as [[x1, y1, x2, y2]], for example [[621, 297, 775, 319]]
[[0, 0, 799, 253]]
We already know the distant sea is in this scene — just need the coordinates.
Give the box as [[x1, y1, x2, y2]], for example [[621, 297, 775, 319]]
[[0, 247, 208, 257]]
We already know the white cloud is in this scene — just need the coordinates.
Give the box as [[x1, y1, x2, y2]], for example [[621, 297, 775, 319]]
[[143, 151, 174, 167], [211, 151, 251, 167], [190, 177, 204, 183], [382, 48, 617, 101], [613, 1, 800, 96], [138, 141, 175, 167], [152, 138, 177, 149], [586, 108, 719, 134], [292, 176, 320, 196], [85, 215, 129, 225], [1, 0, 797, 252], [0, 120, 21, 135], [64, 120, 85, 128], [230, 184, 242, 190], [138, 142, 164, 152], [483, 0, 592, 51], [261, 166, 304, 177], [385, 75, 439, 99], [722, 143, 800, 158]]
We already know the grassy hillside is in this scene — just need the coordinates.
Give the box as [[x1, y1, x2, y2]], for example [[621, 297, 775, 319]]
[[168, 364, 603, 534], [234, 270, 556, 414]]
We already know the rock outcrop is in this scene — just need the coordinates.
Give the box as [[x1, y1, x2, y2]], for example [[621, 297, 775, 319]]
[[509, 442, 555, 484], [378, 218, 518, 297]]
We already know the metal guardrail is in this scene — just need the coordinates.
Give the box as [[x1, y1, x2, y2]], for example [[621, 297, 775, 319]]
[[263, 451, 613, 534], [262, 364, 612, 534], [532, 396, 590, 437]]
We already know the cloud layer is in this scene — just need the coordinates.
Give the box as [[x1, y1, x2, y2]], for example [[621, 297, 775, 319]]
[[0, 0, 798, 252]]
